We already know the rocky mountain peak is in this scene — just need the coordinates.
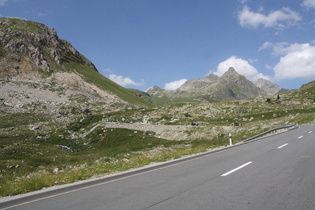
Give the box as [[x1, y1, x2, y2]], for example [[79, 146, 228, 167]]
[[147, 67, 271, 104], [222, 67, 241, 78], [147, 86, 164, 95], [227, 67, 237, 73], [0, 17, 97, 79], [148, 85, 163, 91], [255, 78, 289, 95]]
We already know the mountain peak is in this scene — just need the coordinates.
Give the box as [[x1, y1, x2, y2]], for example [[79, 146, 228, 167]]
[[255, 78, 289, 95], [223, 67, 239, 76], [228, 67, 236, 72], [0, 17, 98, 79], [148, 86, 162, 91], [147, 86, 164, 94], [222, 67, 245, 79]]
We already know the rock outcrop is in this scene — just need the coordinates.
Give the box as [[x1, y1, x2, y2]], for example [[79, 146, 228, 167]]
[[0, 17, 97, 79], [0, 17, 152, 114]]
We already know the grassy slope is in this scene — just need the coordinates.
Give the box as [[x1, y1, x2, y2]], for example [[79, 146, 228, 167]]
[[1, 87, 315, 196], [0, 17, 153, 108], [63, 56, 153, 108], [59, 37, 154, 108]]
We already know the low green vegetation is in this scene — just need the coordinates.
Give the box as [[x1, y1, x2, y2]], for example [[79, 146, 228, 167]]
[[1, 100, 314, 196], [0, 113, 49, 129], [0, 17, 46, 34], [61, 51, 153, 108], [0, 114, 191, 196]]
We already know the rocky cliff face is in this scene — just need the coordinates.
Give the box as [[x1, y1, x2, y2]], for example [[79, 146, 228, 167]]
[[0, 18, 151, 115], [0, 18, 97, 79]]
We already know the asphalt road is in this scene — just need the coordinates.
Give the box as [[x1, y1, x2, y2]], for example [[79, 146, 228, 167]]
[[1, 125, 314, 210]]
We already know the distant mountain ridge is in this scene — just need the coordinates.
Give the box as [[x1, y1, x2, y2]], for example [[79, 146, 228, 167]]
[[147, 67, 289, 105], [254, 78, 289, 95]]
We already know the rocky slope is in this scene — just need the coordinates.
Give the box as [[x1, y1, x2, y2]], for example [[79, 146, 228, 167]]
[[178, 74, 219, 91], [0, 18, 96, 78], [0, 17, 152, 115], [275, 80, 315, 105], [255, 78, 289, 95]]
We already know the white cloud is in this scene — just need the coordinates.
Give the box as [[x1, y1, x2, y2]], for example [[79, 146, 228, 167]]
[[302, 0, 315, 8], [164, 79, 188, 90], [109, 74, 145, 87], [248, 58, 258, 64], [213, 56, 270, 81], [259, 41, 294, 56], [271, 42, 290, 56], [238, 6, 301, 28], [273, 43, 315, 80], [265, 64, 273, 70], [258, 41, 272, 51]]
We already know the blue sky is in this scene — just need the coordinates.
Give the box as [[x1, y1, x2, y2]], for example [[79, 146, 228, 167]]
[[1, 0, 315, 91]]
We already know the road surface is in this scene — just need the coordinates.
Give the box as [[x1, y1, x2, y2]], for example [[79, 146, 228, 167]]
[[1, 125, 314, 210]]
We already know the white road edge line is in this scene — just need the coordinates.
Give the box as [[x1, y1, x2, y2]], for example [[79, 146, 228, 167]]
[[2, 147, 232, 209], [298, 135, 304, 139], [277, 143, 288, 149], [221, 161, 253, 177]]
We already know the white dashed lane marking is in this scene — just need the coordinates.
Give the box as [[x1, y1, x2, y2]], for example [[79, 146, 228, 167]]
[[277, 143, 288, 149], [221, 162, 253, 177]]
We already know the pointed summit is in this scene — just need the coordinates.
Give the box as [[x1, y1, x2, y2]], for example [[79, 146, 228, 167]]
[[222, 67, 239, 76], [221, 67, 244, 81], [147, 86, 164, 94], [228, 67, 236, 72], [216, 67, 266, 99]]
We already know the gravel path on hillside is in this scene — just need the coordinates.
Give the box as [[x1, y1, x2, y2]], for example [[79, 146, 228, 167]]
[[102, 123, 195, 140]]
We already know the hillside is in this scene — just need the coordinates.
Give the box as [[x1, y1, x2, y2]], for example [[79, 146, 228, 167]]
[[270, 80, 315, 105], [0, 17, 152, 115]]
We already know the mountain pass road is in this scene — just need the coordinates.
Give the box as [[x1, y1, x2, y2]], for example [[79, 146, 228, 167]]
[[1, 125, 315, 210]]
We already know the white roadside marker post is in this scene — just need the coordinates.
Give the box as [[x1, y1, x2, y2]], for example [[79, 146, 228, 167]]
[[229, 133, 232, 146]]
